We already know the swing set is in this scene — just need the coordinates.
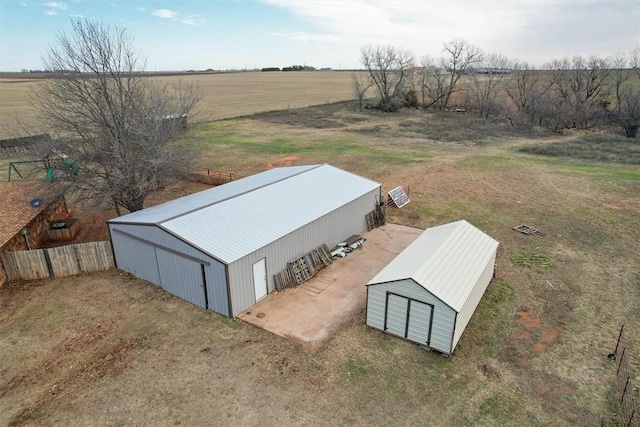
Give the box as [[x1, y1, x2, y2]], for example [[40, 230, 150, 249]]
[[7, 151, 79, 182]]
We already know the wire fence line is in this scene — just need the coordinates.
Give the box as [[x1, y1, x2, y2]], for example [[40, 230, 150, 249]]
[[610, 325, 638, 427]]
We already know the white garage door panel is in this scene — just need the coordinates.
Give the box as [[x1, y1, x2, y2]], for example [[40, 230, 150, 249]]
[[407, 300, 432, 344], [385, 294, 409, 337]]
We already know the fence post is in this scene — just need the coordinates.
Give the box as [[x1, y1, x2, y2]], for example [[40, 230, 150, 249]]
[[609, 325, 625, 360], [42, 248, 54, 278]]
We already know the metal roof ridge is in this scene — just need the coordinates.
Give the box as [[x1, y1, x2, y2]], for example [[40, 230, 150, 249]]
[[412, 219, 468, 277], [409, 220, 478, 293], [157, 164, 324, 225]]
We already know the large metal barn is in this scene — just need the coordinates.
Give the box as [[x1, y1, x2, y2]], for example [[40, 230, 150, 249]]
[[108, 164, 381, 317]]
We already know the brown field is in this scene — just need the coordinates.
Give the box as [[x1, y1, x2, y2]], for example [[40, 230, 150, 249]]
[[0, 71, 361, 139], [1, 102, 639, 425]]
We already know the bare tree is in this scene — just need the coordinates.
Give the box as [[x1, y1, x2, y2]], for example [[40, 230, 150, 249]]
[[438, 39, 482, 110], [503, 62, 555, 129], [611, 87, 640, 138], [416, 39, 482, 111], [469, 52, 510, 119], [361, 45, 414, 111], [352, 73, 371, 111], [33, 18, 199, 214], [630, 47, 640, 79], [609, 51, 640, 138], [416, 56, 446, 110], [544, 55, 611, 130]]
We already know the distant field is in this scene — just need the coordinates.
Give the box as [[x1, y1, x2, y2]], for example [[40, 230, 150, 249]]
[[0, 71, 361, 139]]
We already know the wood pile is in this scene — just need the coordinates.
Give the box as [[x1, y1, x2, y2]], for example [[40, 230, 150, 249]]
[[274, 244, 333, 291]]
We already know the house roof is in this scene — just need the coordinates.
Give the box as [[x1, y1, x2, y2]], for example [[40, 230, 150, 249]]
[[109, 164, 381, 264], [367, 220, 499, 312], [0, 181, 68, 249]]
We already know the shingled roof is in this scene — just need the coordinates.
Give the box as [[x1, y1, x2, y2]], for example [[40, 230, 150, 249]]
[[0, 181, 69, 248]]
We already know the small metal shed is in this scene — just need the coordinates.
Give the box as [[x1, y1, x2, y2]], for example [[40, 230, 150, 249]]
[[108, 164, 381, 317], [366, 220, 499, 355]]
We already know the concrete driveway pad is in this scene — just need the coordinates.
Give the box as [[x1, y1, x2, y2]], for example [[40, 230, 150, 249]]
[[238, 223, 422, 351]]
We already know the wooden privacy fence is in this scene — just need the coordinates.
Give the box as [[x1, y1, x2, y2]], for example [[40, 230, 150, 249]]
[[609, 325, 638, 427], [0, 241, 114, 281]]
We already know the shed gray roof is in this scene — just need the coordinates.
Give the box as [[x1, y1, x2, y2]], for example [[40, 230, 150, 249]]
[[367, 220, 499, 312], [109, 164, 380, 264]]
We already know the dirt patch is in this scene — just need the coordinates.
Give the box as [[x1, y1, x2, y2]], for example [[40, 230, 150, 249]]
[[531, 342, 548, 354], [9, 335, 148, 426], [532, 374, 589, 423], [507, 310, 566, 365], [516, 310, 541, 328], [267, 155, 301, 169], [604, 203, 640, 214], [510, 329, 532, 340], [541, 326, 563, 343]]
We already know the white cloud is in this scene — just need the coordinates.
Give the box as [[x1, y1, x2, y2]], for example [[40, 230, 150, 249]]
[[43, 1, 67, 9], [152, 9, 177, 19], [44, 9, 57, 15], [181, 15, 205, 26], [20, 1, 28, 6], [264, 0, 639, 66]]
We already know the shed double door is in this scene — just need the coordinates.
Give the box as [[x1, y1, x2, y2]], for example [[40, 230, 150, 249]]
[[384, 293, 433, 344]]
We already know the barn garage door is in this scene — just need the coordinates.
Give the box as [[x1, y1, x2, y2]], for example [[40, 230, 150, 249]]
[[384, 293, 433, 345], [157, 248, 207, 309], [112, 233, 160, 284]]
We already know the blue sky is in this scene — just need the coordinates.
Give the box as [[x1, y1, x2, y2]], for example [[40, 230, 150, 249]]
[[0, 0, 638, 71]]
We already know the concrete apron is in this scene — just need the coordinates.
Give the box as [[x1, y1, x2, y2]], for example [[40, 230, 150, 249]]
[[238, 223, 422, 351]]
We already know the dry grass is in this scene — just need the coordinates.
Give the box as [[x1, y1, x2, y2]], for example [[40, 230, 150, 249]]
[[1, 104, 639, 426], [519, 132, 640, 165], [0, 72, 363, 139]]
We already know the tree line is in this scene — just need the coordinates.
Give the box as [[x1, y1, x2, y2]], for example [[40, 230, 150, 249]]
[[262, 65, 317, 72], [356, 41, 640, 138]]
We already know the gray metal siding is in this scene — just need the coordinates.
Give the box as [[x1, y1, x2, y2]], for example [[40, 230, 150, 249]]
[[452, 251, 496, 351], [108, 223, 230, 316], [110, 231, 160, 284], [227, 188, 379, 316], [157, 248, 206, 309], [206, 261, 229, 315], [366, 279, 455, 353]]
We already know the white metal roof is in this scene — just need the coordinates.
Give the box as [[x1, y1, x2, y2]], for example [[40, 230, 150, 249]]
[[109, 164, 319, 225], [367, 220, 499, 312], [110, 164, 380, 264]]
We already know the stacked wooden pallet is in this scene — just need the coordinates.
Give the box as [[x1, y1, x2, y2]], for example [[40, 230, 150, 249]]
[[365, 202, 386, 231], [273, 244, 333, 291]]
